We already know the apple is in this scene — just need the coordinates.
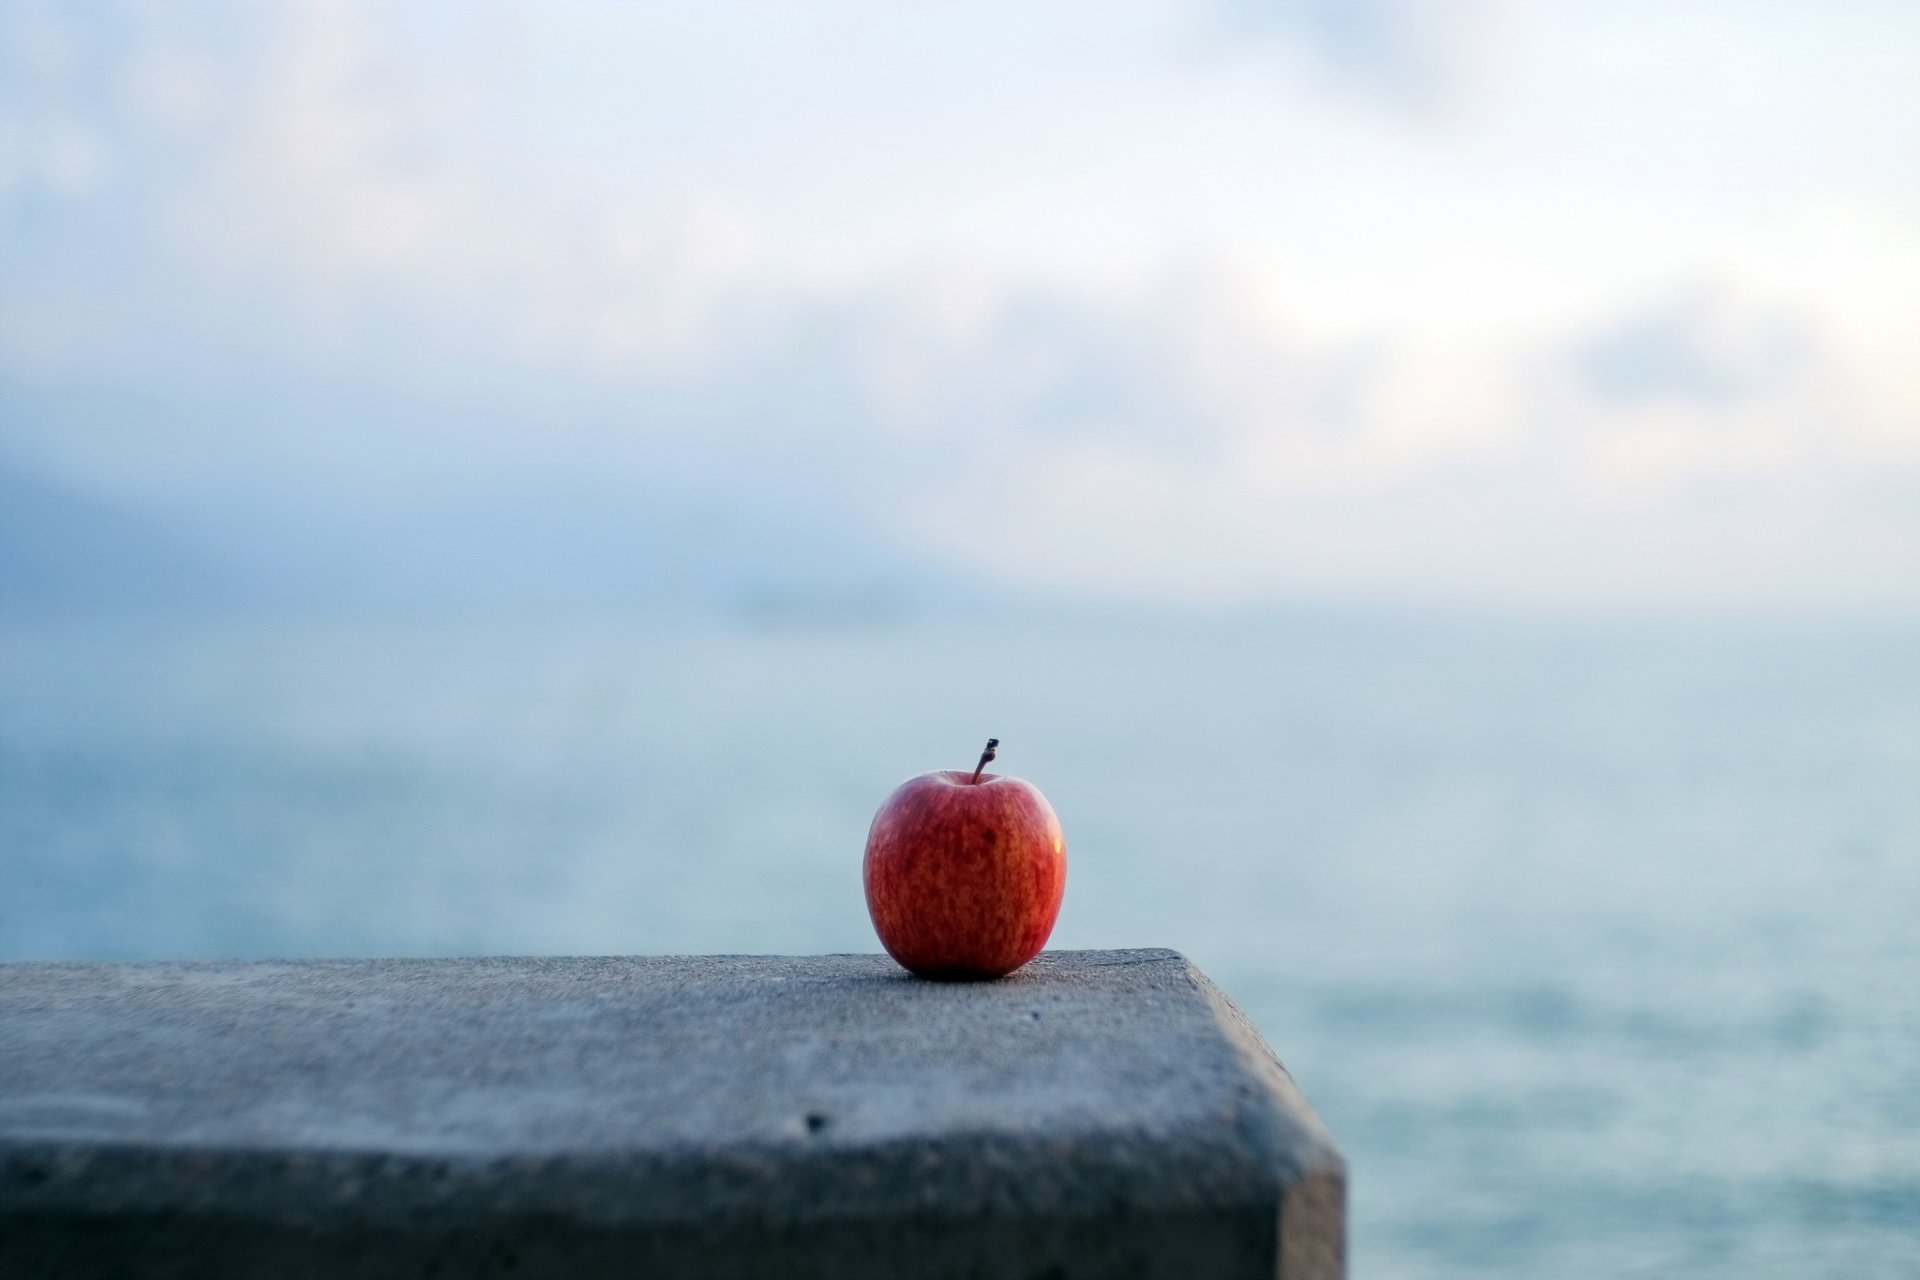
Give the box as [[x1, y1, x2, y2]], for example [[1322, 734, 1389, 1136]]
[[864, 739, 1067, 979]]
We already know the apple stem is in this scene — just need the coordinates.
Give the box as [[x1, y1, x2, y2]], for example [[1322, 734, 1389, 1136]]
[[970, 738, 999, 784]]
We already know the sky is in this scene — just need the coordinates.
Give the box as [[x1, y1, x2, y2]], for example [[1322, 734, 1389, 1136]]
[[3, 0, 1918, 615]]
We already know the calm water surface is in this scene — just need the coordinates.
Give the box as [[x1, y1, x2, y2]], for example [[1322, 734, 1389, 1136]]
[[3, 612, 1917, 1278]]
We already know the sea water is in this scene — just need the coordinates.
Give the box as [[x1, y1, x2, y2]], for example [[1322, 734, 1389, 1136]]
[[2, 610, 1916, 1278]]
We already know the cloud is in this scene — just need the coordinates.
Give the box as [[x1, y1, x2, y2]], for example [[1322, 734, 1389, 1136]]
[[0, 6, 107, 203], [2, 1, 1917, 614], [881, 268, 1919, 609], [1208, 0, 1517, 112], [1575, 288, 1805, 410]]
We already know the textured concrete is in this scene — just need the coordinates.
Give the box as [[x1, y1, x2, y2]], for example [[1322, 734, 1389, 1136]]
[[0, 949, 1344, 1279]]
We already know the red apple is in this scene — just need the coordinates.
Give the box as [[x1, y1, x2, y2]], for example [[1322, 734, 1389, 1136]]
[[864, 739, 1067, 979]]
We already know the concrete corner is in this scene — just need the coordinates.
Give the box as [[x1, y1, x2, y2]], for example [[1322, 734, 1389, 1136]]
[[0, 949, 1343, 1278]]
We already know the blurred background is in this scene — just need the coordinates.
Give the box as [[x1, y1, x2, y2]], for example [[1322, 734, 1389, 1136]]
[[2, 2, 1917, 1276]]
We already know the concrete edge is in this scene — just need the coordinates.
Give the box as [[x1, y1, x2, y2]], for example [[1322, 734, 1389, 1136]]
[[1175, 955, 1343, 1177]]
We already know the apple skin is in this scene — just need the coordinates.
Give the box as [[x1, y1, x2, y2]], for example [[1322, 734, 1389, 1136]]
[[863, 769, 1067, 979]]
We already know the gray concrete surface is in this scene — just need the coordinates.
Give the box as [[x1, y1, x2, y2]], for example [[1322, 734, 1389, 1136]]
[[0, 949, 1344, 1279]]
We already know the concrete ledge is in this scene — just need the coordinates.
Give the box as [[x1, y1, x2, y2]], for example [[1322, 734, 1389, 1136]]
[[0, 949, 1344, 1279]]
